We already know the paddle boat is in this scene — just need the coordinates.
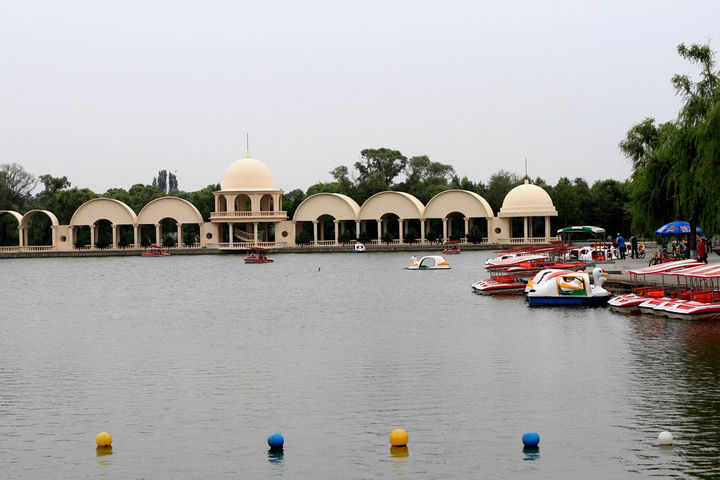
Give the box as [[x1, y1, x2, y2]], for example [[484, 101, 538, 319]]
[[472, 274, 527, 295], [607, 259, 701, 313], [142, 245, 170, 257], [442, 243, 461, 254], [405, 255, 450, 270], [353, 243, 366, 253], [636, 264, 720, 319], [474, 247, 586, 295], [524, 267, 611, 306], [244, 247, 273, 264]]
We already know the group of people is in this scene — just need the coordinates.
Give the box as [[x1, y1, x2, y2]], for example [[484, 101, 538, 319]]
[[614, 233, 643, 259], [615, 232, 712, 263]]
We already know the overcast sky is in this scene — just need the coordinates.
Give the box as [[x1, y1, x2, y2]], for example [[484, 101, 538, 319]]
[[1, 0, 718, 194]]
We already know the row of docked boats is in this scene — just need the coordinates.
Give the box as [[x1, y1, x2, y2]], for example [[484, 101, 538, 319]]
[[472, 246, 613, 306], [608, 259, 720, 320], [472, 246, 588, 295]]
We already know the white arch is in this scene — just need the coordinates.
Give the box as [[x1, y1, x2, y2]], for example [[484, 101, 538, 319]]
[[293, 193, 360, 222], [0, 210, 23, 225], [70, 198, 138, 226], [21, 209, 59, 228], [359, 191, 425, 220], [137, 196, 204, 225], [424, 190, 494, 219]]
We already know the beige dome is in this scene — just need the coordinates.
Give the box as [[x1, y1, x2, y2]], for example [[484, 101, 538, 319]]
[[221, 154, 275, 190], [498, 180, 558, 217]]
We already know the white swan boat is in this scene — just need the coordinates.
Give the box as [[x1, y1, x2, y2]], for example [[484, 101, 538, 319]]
[[524, 267, 611, 306], [405, 255, 450, 270]]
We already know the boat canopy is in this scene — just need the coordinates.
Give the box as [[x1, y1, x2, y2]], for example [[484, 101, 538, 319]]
[[627, 259, 701, 275], [660, 264, 720, 278], [556, 226, 605, 235]]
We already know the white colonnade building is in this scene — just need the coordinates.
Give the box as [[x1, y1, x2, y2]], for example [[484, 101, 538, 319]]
[[0, 154, 558, 252]]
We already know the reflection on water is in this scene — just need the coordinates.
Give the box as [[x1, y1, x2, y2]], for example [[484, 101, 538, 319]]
[[625, 315, 720, 477], [96, 446, 113, 457], [2, 252, 720, 478], [522, 447, 540, 462], [390, 446, 409, 457]]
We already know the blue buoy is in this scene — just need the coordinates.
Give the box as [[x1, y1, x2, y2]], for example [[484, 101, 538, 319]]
[[268, 432, 284, 450], [522, 431, 540, 448]]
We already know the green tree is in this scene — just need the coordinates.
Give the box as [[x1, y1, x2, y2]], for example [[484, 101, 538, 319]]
[[485, 170, 521, 213], [396, 155, 455, 203], [283, 188, 306, 219], [52, 188, 97, 224], [357, 148, 407, 186], [168, 171, 178, 192], [620, 42, 720, 246], [0, 163, 37, 211]]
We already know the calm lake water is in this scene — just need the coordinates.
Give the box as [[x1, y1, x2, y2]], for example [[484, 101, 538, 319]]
[[1, 251, 720, 479]]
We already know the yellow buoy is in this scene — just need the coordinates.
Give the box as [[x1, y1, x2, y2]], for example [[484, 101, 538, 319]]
[[389, 429, 408, 447], [96, 432, 113, 447]]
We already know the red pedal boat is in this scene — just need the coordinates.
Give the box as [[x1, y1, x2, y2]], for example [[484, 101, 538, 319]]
[[244, 247, 274, 264]]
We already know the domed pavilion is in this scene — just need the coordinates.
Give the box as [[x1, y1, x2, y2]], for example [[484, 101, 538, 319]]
[[496, 180, 558, 243], [210, 152, 287, 247]]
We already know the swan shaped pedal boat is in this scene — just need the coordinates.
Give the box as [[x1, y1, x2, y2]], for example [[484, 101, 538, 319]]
[[405, 255, 451, 270], [524, 267, 611, 306]]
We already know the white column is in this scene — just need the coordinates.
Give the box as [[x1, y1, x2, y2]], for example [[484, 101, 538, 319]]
[[133, 224, 139, 247], [442, 219, 448, 242], [545, 216, 551, 240], [334, 220, 339, 245], [376, 220, 382, 241], [355, 221, 361, 239], [50, 226, 57, 247], [253, 222, 259, 244], [155, 223, 161, 245], [313, 220, 318, 244], [111, 224, 117, 249], [523, 217, 528, 240], [177, 224, 182, 246], [90, 225, 95, 247], [398, 219, 404, 244], [17, 226, 23, 247], [420, 220, 426, 243], [464, 217, 469, 237]]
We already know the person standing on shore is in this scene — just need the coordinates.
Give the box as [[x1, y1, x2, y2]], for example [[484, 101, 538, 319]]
[[629, 234, 638, 259], [616, 233, 626, 259], [698, 236, 708, 263]]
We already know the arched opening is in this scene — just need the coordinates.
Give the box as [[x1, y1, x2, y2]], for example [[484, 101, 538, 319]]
[[22, 210, 59, 247], [139, 225, 157, 247], [0, 212, 20, 246], [295, 221, 313, 245], [25, 213, 53, 246], [466, 217, 488, 243], [115, 225, 134, 248], [93, 220, 113, 249], [72, 226, 91, 248], [317, 214, 337, 243], [159, 217, 179, 247], [260, 194, 274, 212], [379, 213, 400, 243], [425, 219, 444, 243], [181, 224, 201, 247], [217, 195, 227, 212], [235, 194, 251, 212]]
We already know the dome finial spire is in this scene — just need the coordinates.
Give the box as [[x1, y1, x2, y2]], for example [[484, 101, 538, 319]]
[[246, 133, 250, 158]]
